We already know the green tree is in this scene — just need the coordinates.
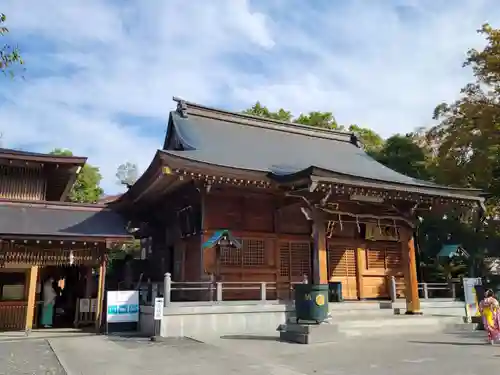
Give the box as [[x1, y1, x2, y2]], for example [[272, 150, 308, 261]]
[[242, 102, 293, 121], [0, 13, 23, 76], [50, 148, 104, 203], [429, 23, 500, 216], [348, 124, 384, 153], [374, 134, 432, 180], [116, 162, 139, 188], [294, 111, 341, 130]]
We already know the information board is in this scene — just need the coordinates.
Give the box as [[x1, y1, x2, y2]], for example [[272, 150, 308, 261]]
[[154, 297, 164, 321], [463, 278, 481, 319], [106, 290, 139, 323]]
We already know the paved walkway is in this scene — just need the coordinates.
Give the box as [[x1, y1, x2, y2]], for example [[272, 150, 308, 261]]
[[0, 340, 65, 375], [1, 331, 498, 375]]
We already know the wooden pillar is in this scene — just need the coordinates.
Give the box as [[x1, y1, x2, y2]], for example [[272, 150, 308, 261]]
[[95, 259, 107, 332], [25, 266, 39, 331], [401, 229, 421, 314], [355, 247, 365, 300], [311, 210, 328, 285]]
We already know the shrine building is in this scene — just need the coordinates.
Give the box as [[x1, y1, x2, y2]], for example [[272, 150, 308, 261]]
[[0, 148, 131, 332], [115, 98, 485, 314]]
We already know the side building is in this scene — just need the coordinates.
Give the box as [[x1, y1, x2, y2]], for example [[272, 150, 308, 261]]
[[115, 98, 485, 312], [0, 149, 131, 332]]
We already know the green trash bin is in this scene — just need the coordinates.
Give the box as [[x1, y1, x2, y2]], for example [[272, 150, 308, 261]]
[[294, 284, 329, 324], [329, 281, 343, 302]]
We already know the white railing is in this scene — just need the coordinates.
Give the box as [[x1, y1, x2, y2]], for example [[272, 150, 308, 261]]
[[388, 276, 460, 302]]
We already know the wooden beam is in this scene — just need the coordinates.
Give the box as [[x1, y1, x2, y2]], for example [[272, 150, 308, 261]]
[[25, 265, 39, 332], [401, 229, 421, 314]]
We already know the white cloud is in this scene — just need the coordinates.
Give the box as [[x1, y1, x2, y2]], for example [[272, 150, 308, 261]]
[[0, 0, 498, 193]]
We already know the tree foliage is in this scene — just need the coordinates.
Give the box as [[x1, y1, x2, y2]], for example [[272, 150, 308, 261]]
[[0, 13, 23, 77], [49, 148, 104, 203], [241, 24, 500, 280], [429, 23, 500, 216]]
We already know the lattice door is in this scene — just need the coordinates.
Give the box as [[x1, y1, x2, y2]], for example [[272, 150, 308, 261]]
[[366, 242, 402, 270], [327, 243, 358, 300], [279, 241, 310, 279], [278, 241, 311, 299]]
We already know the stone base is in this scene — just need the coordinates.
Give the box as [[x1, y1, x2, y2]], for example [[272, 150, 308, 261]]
[[278, 322, 339, 345]]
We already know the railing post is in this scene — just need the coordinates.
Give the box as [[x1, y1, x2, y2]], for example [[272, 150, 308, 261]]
[[164, 272, 171, 306], [389, 276, 397, 302], [451, 282, 457, 300], [422, 282, 429, 299], [260, 282, 267, 301], [216, 282, 223, 301], [208, 274, 215, 302]]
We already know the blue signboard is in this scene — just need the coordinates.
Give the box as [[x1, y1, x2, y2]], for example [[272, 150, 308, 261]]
[[106, 290, 139, 323]]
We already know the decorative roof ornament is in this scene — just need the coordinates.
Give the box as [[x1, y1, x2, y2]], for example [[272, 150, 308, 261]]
[[176, 99, 188, 118], [202, 230, 241, 249]]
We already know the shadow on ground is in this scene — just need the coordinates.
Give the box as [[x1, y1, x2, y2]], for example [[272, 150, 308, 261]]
[[220, 334, 282, 342]]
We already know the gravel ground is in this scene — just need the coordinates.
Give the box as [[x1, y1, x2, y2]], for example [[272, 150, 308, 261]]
[[2, 330, 498, 375]]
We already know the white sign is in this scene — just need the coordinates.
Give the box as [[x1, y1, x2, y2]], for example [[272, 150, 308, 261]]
[[79, 298, 90, 313], [463, 278, 481, 319], [106, 290, 139, 323], [90, 298, 97, 313], [154, 298, 164, 320]]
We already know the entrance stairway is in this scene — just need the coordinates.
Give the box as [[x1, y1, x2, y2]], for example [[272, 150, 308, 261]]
[[278, 300, 475, 344]]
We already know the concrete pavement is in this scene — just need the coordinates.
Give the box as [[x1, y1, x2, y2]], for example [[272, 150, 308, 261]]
[[1, 330, 498, 375], [0, 340, 65, 375]]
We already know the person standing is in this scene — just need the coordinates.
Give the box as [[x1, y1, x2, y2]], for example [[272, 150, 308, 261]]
[[41, 277, 57, 328], [479, 289, 500, 344]]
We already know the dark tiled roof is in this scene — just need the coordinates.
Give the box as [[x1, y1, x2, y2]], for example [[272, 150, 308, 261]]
[[164, 100, 480, 193], [0, 148, 86, 164], [0, 203, 130, 238]]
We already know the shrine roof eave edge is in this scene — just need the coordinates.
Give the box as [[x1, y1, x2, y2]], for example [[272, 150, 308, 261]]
[[268, 167, 485, 205], [0, 233, 132, 243], [115, 150, 274, 207]]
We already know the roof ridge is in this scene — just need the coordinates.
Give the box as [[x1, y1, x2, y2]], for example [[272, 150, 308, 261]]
[[172, 97, 360, 145]]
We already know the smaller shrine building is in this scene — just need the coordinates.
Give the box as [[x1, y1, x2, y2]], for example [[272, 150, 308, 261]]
[[0, 149, 131, 332]]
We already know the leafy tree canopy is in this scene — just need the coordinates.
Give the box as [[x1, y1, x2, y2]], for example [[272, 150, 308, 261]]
[[49, 148, 104, 203], [430, 23, 500, 216], [0, 13, 23, 77]]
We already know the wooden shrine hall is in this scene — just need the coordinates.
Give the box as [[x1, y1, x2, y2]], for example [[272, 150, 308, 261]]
[[0, 149, 131, 332], [115, 98, 485, 313]]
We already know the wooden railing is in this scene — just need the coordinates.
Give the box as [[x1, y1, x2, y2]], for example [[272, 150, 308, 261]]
[[0, 301, 27, 331]]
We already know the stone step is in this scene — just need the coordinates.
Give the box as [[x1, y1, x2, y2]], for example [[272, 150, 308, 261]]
[[279, 315, 465, 344]]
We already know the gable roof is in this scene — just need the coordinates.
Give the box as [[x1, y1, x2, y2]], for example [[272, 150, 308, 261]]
[[160, 98, 483, 201]]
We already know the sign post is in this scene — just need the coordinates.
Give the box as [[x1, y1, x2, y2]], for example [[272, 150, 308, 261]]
[[151, 297, 164, 342]]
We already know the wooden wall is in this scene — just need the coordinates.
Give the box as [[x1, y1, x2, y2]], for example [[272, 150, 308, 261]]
[[0, 165, 47, 201], [157, 185, 408, 301]]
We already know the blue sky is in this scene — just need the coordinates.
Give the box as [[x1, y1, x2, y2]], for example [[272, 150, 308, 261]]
[[0, 0, 498, 194]]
